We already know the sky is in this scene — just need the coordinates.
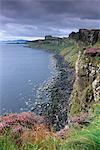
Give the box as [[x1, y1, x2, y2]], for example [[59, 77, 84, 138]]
[[0, 0, 100, 41]]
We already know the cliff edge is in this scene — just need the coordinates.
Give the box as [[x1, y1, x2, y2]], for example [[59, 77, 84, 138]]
[[69, 46, 100, 117], [69, 29, 100, 45]]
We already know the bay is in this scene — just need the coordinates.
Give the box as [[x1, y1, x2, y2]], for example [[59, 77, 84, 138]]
[[0, 44, 54, 114]]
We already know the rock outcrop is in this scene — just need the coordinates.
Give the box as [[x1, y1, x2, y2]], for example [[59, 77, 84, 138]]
[[69, 29, 100, 45], [32, 35, 63, 46], [69, 50, 100, 116], [45, 35, 62, 45]]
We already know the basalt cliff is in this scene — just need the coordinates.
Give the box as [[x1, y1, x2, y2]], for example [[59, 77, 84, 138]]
[[69, 47, 100, 116], [68, 29, 100, 116], [69, 29, 100, 45]]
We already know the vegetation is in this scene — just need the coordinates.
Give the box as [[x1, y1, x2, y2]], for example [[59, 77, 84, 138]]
[[69, 83, 80, 116], [27, 39, 82, 67], [28, 35, 100, 68], [93, 39, 100, 48], [0, 103, 100, 150], [27, 41, 65, 53], [60, 40, 79, 67]]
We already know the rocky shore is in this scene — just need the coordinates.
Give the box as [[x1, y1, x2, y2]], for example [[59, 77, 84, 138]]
[[31, 54, 75, 131]]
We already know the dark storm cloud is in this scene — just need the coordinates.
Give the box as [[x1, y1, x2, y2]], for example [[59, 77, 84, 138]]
[[41, 0, 100, 19], [0, 0, 100, 40]]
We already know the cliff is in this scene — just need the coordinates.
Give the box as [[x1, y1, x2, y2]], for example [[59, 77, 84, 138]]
[[27, 29, 100, 124], [27, 29, 100, 67], [68, 29, 100, 117], [69, 48, 100, 116], [69, 29, 100, 45]]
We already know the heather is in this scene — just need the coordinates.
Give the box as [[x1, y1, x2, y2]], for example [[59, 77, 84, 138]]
[[0, 103, 100, 150]]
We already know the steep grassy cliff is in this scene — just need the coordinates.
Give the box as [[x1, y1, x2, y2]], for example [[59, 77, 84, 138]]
[[27, 37, 81, 67], [69, 50, 100, 116], [68, 29, 100, 116]]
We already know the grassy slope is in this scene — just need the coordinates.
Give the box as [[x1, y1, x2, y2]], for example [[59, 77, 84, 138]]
[[27, 39, 84, 67], [0, 104, 100, 150], [93, 39, 100, 48], [69, 39, 100, 116], [59, 40, 80, 67]]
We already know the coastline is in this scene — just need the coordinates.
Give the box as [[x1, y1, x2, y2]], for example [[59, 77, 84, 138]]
[[31, 53, 75, 131], [0, 43, 75, 131]]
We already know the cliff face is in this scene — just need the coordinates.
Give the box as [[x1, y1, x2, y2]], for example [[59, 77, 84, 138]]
[[69, 50, 100, 116], [69, 29, 100, 45], [32, 35, 63, 46], [27, 29, 100, 122]]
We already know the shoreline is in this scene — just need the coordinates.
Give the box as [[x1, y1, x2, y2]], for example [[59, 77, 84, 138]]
[[31, 53, 75, 131], [0, 43, 75, 131]]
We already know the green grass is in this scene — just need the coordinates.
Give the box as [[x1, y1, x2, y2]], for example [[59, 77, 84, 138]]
[[28, 39, 81, 67], [60, 44, 78, 67], [0, 136, 17, 150], [0, 104, 100, 150], [93, 38, 100, 48], [27, 42, 65, 53], [64, 120, 100, 150]]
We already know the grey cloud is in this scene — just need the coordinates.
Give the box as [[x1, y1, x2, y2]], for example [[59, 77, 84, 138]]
[[0, 0, 100, 40], [41, 0, 100, 19], [1, 0, 100, 20]]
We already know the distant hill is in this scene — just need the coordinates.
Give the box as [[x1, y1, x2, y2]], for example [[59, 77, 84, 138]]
[[2, 39, 30, 44]]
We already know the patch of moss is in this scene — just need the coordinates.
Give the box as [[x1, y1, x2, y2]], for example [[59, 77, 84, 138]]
[[70, 76, 95, 116], [93, 38, 100, 48], [69, 84, 80, 116], [81, 85, 94, 108], [92, 103, 100, 115], [60, 41, 79, 67]]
